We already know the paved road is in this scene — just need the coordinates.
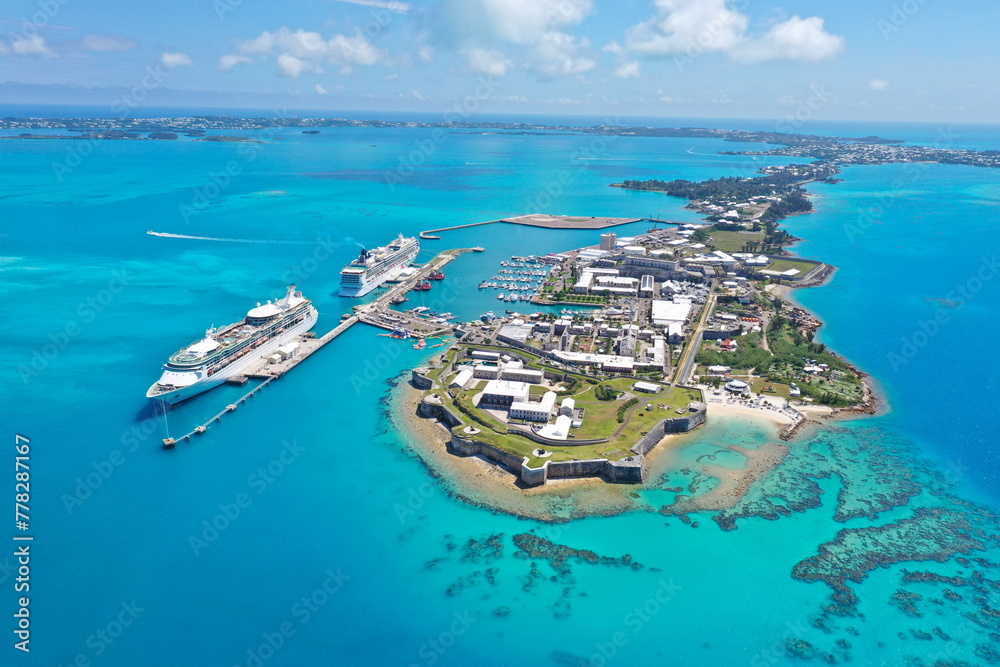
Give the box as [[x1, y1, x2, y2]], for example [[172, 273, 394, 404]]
[[672, 281, 717, 386]]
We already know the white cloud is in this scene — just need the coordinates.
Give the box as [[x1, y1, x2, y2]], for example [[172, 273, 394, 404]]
[[228, 27, 387, 77], [435, 0, 593, 45], [315, 83, 329, 95], [82, 34, 137, 52], [218, 54, 252, 70], [463, 48, 512, 76], [161, 51, 194, 68], [383, 72, 400, 80], [615, 60, 641, 78], [331, 0, 414, 11], [621, 0, 843, 64], [625, 0, 747, 56], [603, 40, 625, 56], [11, 35, 54, 57], [869, 78, 889, 90], [426, 0, 595, 79], [733, 16, 844, 63], [277, 53, 315, 77], [527, 32, 595, 79]]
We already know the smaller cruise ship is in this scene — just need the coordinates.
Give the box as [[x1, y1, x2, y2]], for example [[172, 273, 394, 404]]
[[339, 234, 419, 298]]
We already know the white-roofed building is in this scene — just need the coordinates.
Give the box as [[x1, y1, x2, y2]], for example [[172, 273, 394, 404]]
[[502, 367, 544, 384], [651, 299, 693, 327], [450, 368, 474, 390], [559, 397, 575, 416], [639, 274, 655, 298], [471, 350, 501, 361], [480, 380, 530, 407], [509, 391, 557, 422], [537, 415, 573, 440], [596, 276, 639, 288], [633, 381, 662, 393], [473, 364, 501, 380], [276, 341, 300, 359], [725, 379, 750, 394], [497, 323, 533, 344], [601, 356, 635, 373]]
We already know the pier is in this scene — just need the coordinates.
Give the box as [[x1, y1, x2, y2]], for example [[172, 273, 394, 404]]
[[419, 214, 645, 240], [162, 377, 275, 447], [353, 247, 474, 338], [163, 249, 472, 448]]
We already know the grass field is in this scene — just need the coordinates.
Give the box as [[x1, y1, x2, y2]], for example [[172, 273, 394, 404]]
[[441, 378, 701, 466], [425, 345, 706, 465], [709, 229, 766, 253], [766, 257, 821, 274]]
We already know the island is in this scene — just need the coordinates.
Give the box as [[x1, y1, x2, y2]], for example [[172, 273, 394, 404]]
[[2, 115, 999, 170], [399, 204, 872, 499]]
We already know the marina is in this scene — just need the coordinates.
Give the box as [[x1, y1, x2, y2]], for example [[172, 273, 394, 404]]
[[477, 256, 554, 303]]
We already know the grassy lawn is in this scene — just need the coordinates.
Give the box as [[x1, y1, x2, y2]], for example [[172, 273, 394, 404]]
[[431, 379, 702, 465], [423, 345, 707, 464], [749, 378, 792, 400], [709, 229, 766, 253], [766, 257, 821, 274]]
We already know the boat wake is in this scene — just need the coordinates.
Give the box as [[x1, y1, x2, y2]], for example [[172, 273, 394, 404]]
[[146, 231, 319, 245]]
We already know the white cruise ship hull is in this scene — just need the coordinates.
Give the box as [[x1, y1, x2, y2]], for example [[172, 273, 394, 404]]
[[147, 306, 318, 405], [339, 238, 419, 298], [339, 259, 412, 298]]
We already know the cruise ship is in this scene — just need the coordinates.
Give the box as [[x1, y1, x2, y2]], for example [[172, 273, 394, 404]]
[[146, 285, 318, 405], [339, 234, 419, 298]]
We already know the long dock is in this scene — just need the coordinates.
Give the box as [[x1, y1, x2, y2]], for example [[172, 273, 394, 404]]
[[162, 377, 275, 447], [419, 215, 645, 240], [163, 249, 473, 448]]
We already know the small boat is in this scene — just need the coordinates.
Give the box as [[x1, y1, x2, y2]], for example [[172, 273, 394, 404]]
[[428, 270, 445, 280], [497, 293, 505, 300], [412, 281, 431, 291]]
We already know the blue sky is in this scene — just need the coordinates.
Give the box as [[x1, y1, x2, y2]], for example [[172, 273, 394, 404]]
[[1, 0, 997, 122]]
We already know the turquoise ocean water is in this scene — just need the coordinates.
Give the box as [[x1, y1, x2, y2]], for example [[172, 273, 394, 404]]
[[1, 114, 999, 665]]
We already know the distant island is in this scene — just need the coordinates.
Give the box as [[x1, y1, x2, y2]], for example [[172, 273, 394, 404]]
[[2, 115, 998, 169]]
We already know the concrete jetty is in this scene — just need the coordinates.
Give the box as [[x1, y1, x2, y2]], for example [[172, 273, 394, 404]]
[[419, 215, 647, 239]]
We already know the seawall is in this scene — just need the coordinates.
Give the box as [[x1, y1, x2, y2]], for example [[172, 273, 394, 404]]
[[416, 394, 707, 487]]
